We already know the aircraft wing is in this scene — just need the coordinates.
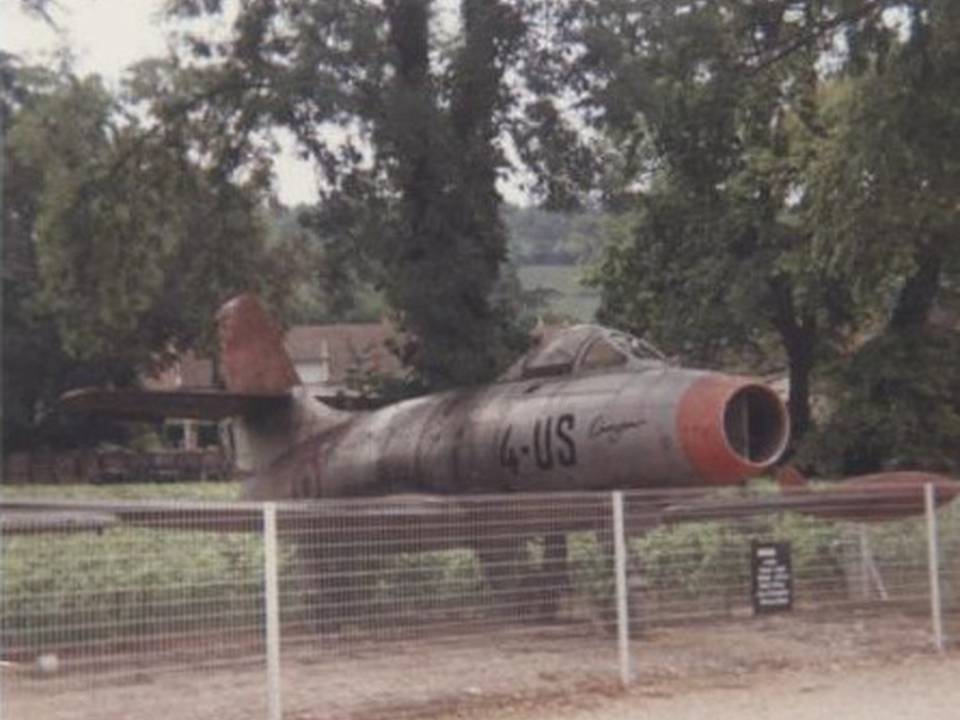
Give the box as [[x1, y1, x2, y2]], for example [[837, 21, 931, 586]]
[[661, 472, 960, 524], [2, 475, 958, 538], [57, 387, 290, 421]]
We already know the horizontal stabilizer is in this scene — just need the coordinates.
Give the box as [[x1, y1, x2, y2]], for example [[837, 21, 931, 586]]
[[57, 387, 289, 421]]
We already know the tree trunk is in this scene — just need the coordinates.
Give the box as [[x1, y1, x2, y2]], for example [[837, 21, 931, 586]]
[[785, 331, 815, 441], [769, 274, 816, 444], [889, 239, 942, 332]]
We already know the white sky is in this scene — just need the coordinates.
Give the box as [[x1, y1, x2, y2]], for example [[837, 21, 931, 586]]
[[1, 0, 321, 205], [1, 0, 169, 75]]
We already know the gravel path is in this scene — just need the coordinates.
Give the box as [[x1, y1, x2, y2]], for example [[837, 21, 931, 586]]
[[5, 613, 955, 720], [446, 653, 960, 720]]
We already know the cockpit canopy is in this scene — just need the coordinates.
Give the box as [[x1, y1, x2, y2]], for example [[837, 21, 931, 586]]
[[500, 325, 668, 382]]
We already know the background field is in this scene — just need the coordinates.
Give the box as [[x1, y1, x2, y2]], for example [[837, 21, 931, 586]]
[[517, 265, 601, 323]]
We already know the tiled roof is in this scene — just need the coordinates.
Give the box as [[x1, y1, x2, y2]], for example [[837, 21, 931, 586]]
[[284, 323, 403, 383]]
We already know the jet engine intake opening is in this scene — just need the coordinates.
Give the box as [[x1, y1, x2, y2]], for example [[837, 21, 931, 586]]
[[723, 385, 789, 465]]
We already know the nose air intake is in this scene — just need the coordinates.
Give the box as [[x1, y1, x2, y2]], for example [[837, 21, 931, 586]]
[[677, 376, 790, 485], [723, 385, 789, 465]]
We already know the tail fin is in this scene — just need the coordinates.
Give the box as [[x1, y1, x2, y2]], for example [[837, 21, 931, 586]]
[[216, 294, 300, 394]]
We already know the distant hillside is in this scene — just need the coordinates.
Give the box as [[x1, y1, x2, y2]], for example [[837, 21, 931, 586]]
[[517, 264, 601, 323], [502, 205, 608, 265], [504, 205, 608, 323]]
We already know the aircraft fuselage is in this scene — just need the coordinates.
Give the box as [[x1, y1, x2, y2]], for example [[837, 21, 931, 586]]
[[243, 365, 788, 501]]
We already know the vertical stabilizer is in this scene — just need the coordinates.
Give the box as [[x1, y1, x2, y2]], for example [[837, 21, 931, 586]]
[[216, 294, 301, 394]]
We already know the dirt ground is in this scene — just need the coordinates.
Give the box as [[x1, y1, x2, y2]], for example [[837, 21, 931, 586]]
[[3, 609, 956, 720], [439, 653, 960, 720]]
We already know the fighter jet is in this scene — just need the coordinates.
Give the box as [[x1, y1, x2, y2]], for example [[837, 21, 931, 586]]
[[60, 294, 791, 500], [36, 294, 960, 624], [50, 293, 794, 623]]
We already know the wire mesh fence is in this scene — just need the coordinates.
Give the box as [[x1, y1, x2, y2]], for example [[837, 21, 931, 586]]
[[1, 483, 957, 719]]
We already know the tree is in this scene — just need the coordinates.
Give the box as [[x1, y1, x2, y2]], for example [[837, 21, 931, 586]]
[[582, 0, 960, 465], [2, 59, 135, 450], [2, 60, 285, 450], [802, 327, 960, 474], [807, 2, 960, 330], [10, 67, 288, 365], [799, 1, 960, 473], [578, 0, 848, 441], [263, 203, 387, 326], [164, 0, 537, 389], [372, 0, 528, 387]]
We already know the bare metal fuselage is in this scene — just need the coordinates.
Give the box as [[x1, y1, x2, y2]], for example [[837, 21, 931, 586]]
[[242, 364, 788, 501]]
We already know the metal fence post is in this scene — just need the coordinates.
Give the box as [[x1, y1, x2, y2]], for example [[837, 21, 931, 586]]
[[612, 491, 632, 686], [1, 523, 5, 720], [263, 503, 283, 720], [924, 483, 945, 652]]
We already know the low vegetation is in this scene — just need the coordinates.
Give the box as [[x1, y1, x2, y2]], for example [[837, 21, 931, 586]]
[[2, 483, 952, 655]]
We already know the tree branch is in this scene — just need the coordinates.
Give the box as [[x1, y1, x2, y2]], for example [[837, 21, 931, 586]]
[[742, 0, 886, 75]]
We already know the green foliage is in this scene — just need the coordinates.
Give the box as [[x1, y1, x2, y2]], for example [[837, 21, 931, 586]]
[[574, 0, 845, 439], [2, 62, 135, 450], [564, 532, 615, 618], [1, 58, 298, 450], [263, 203, 387, 325], [575, 0, 960, 452], [1, 528, 266, 645], [160, 0, 537, 391], [373, 549, 485, 617], [7, 0, 960, 470], [8, 72, 277, 367], [591, 196, 771, 367], [633, 522, 749, 602], [802, 329, 960, 475], [793, 4, 960, 472], [0, 483, 256, 645], [769, 512, 846, 585], [806, 5, 960, 325], [370, 0, 531, 388]]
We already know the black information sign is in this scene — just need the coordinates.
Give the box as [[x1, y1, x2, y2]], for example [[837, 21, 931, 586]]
[[751, 541, 793, 615]]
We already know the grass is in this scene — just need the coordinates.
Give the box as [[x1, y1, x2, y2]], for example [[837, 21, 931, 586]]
[[0, 480, 242, 502]]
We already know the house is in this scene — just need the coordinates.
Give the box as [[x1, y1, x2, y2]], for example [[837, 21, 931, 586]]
[[284, 322, 404, 396]]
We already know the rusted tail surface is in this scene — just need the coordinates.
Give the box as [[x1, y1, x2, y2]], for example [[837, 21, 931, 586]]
[[216, 294, 300, 394]]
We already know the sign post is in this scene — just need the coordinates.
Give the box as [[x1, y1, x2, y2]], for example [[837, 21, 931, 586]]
[[751, 541, 793, 615]]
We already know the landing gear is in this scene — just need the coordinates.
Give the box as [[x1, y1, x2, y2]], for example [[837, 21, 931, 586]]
[[476, 533, 570, 621]]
